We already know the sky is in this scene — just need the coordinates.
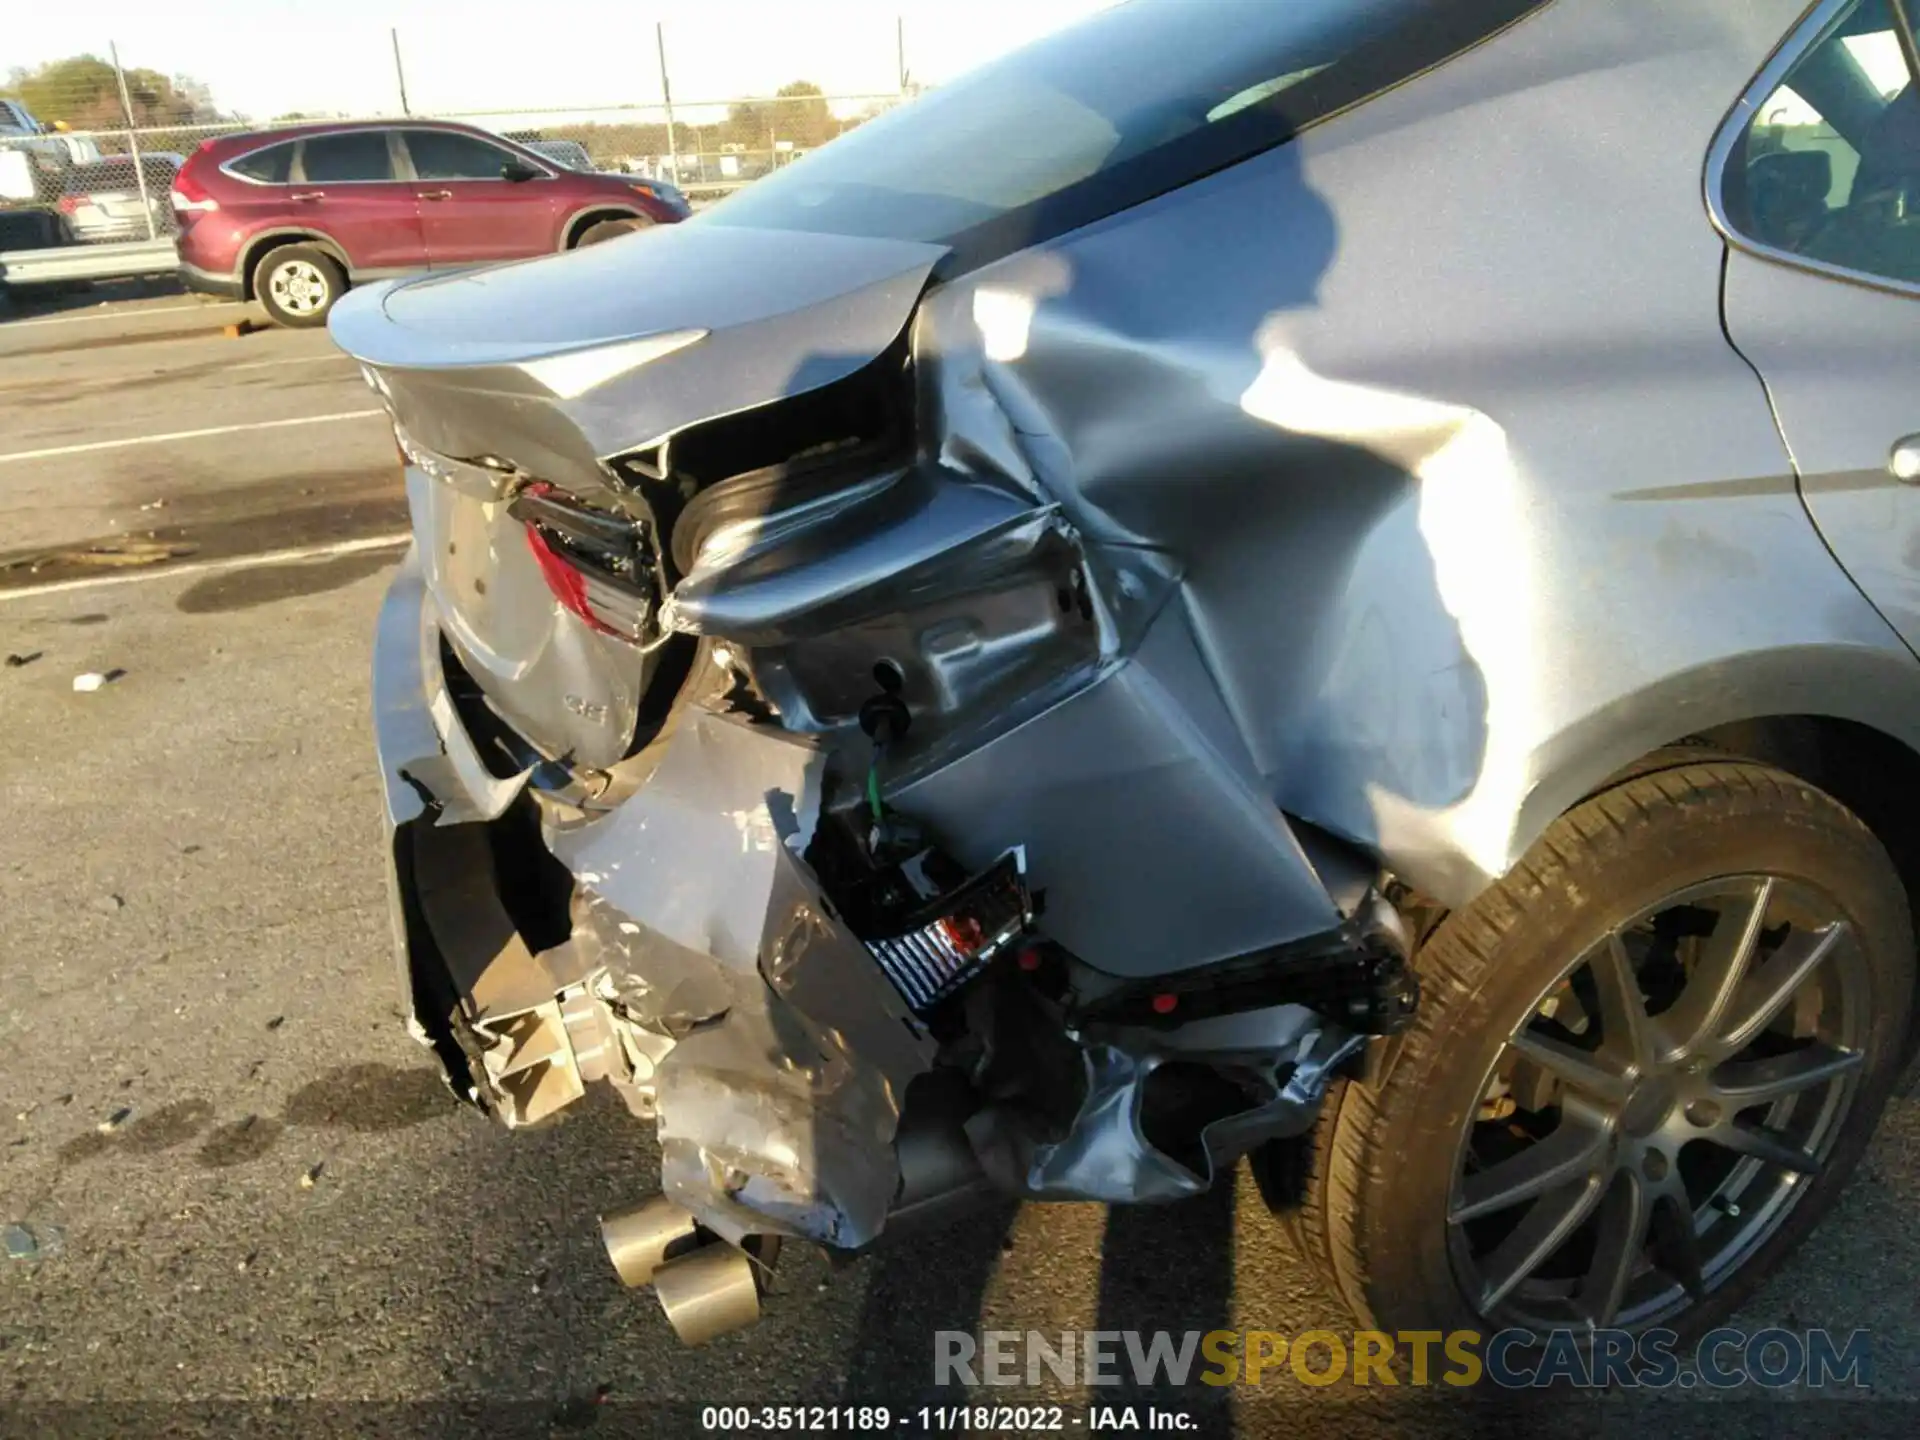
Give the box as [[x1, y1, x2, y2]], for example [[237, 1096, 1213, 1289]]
[[7, 0, 1117, 125]]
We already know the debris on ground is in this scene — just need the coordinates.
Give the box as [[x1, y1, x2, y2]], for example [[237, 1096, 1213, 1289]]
[[4, 651, 41, 669], [72, 670, 127, 693], [96, 1107, 132, 1135], [2, 1223, 65, 1263], [6, 540, 195, 577], [299, 1163, 323, 1189], [266, 1016, 285, 1031], [91, 894, 125, 915]]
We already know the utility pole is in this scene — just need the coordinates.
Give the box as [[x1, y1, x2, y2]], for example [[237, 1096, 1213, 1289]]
[[657, 22, 679, 182], [897, 15, 909, 94], [108, 41, 156, 241], [391, 28, 411, 116]]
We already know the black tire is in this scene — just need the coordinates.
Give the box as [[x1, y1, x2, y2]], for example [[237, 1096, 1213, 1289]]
[[1297, 759, 1913, 1342], [254, 244, 346, 328], [575, 216, 650, 247]]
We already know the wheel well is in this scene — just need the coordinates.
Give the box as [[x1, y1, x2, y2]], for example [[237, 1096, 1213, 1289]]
[[1685, 715, 1920, 928], [241, 233, 345, 299], [565, 209, 643, 248]]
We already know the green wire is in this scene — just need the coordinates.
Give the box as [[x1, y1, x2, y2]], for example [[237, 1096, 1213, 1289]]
[[867, 761, 884, 825]]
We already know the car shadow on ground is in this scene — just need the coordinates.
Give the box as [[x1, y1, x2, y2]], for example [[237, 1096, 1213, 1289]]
[[0, 275, 194, 320]]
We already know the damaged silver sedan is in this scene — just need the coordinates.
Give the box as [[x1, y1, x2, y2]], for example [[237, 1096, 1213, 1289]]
[[340, 0, 1920, 1349]]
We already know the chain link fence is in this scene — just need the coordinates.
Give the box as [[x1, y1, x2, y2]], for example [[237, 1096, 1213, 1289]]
[[2, 25, 918, 244]]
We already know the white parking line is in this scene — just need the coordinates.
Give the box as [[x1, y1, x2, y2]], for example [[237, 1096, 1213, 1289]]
[[0, 409, 385, 465], [227, 353, 357, 373], [6, 301, 247, 330], [0, 532, 411, 602]]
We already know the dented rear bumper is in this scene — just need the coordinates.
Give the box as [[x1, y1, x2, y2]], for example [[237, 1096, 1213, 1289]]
[[376, 544, 938, 1248], [373, 531, 1401, 1254]]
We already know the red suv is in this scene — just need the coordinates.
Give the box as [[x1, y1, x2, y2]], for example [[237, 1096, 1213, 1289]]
[[170, 120, 690, 327]]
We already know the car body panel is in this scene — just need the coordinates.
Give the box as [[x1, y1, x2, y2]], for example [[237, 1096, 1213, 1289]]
[[905, 0, 1920, 907], [1710, 0, 1920, 666], [415, 177, 560, 264], [1724, 248, 1920, 651], [279, 184, 424, 274]]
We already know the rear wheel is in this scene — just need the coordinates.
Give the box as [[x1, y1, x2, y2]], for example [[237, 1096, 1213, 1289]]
[[575, 216, 650, 247], [255, 244, 345, 328], [1298, 760, 1912, 1342]]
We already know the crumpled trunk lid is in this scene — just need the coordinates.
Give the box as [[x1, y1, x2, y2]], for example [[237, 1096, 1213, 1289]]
[[330, 222, 945, 767]]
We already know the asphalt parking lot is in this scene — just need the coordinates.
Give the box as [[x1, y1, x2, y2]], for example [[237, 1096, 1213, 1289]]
[[5, 283, 1920, 1437]]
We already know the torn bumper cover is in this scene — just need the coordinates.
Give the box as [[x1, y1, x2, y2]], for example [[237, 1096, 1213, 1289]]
[[374, 539, 1393, 1253], [378, 553, 934, 1247]]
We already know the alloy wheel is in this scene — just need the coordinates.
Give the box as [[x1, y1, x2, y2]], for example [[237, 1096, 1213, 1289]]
[[1447, 875, 1869, 1332]]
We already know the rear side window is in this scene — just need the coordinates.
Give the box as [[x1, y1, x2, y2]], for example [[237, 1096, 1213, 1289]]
[[229, 142, 293, 184], [299, 132, 394, 183], [403, 129, 515, 180], [1720, 0, 1920, 285], [703, 0, 1549, 270]]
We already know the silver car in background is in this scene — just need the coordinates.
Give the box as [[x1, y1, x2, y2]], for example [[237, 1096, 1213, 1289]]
[[336, 0, 1920, 1352], [55, 155, 182, 241]]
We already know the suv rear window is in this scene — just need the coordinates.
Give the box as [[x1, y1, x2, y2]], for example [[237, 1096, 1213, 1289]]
[[703, 0, 1546, 269], [299, 132, 394, 183], [229, 142, 293, 184]]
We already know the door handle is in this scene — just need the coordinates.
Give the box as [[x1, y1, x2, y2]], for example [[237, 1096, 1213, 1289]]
[[289, 190, 325, 202], [417, 190, 453, 201], [1892, 436, 1920, 482]]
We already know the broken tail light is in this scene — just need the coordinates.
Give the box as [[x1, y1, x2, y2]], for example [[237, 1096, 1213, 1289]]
[[866, 852, 1033, 1013], [510, 484, 659, 644]]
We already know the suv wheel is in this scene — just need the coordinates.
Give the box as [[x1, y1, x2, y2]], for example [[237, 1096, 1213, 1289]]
[[1298, 759, 1912, 1342], [256, 244, 346, 328], [575, 217, 649, 247]]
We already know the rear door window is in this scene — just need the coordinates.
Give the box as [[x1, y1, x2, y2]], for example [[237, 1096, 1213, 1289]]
[[1718, 0, 1920, 285], [401, 129, 519, 180], [228, 142, 293, 184], [298, 132, 396, 183]]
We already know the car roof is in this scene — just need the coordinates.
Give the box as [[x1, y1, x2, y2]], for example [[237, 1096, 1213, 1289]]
[[200, 117, 514, 158]]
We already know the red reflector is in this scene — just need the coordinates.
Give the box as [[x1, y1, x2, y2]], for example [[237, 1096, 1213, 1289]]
[[55, 195, 83, 214], [937, 914, 987, 956], [523, 523, 620, 637], [1150, 993, 1178, 1015], [1016, 948, 1041, 972]]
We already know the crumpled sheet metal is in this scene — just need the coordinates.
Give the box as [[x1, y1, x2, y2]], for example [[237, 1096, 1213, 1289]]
[[547, 706, 933, 1249], [664, 475, 1055, 646], [896, 597, 1342, 978], [372, 546, 531, 831], [548, 706, 821, 974], [966, 1005, 1360, 1204], [332, 223, 948, 495]]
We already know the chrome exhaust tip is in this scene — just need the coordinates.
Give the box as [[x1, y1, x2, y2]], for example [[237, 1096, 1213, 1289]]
[[600, 1196, 767, 1346], [652, 1242, 762, 1346], [600, 1195, 701, 1289]]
